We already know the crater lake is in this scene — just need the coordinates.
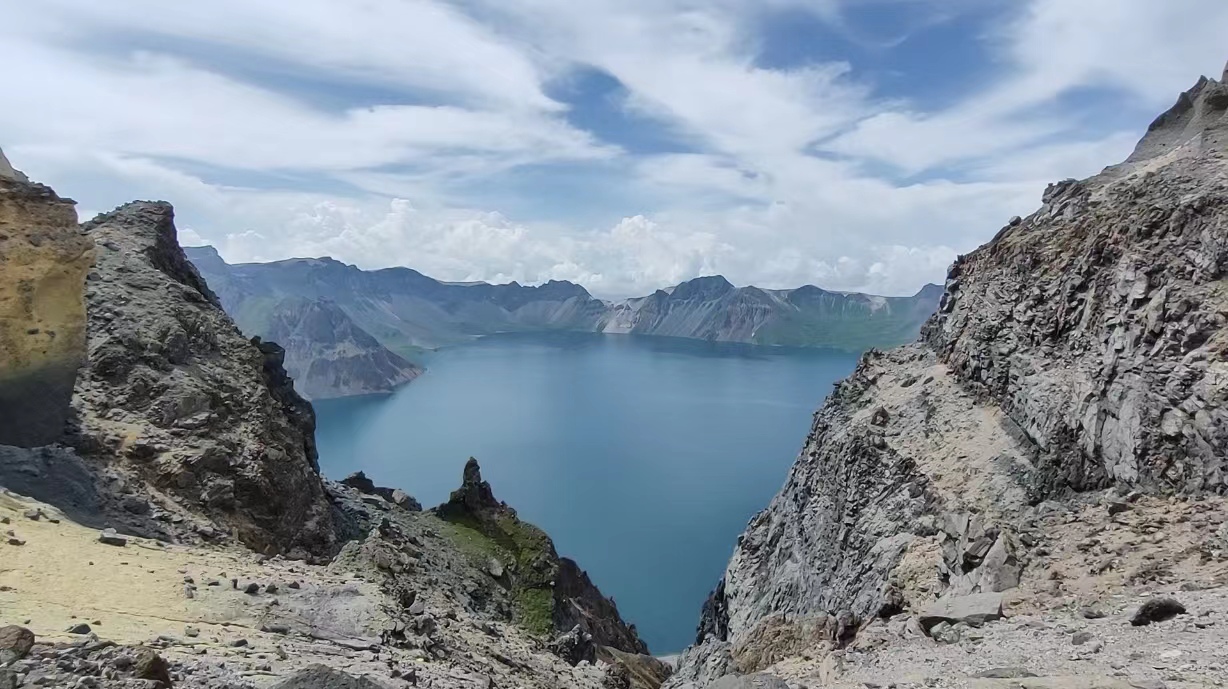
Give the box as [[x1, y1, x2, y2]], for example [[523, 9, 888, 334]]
[[314, 331, 860, 653]]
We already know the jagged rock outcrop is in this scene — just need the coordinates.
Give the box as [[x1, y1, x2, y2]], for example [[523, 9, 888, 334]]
[[665, 67, 1228, 688], [0, 154, 93, 447], [66, 201, 338, 557], [340, 470, 423, 511], [923, 73, 1228, 494], [434, 459, 651, 656]]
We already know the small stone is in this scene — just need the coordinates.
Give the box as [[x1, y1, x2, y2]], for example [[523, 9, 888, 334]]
[[487, 558, 504, 578], [97, 529, 127, 547], [1128, 680, 1167, 689], [65, 623, 91, 635], [1072, 631, 1095, 645], [1107, 501, 1131, 516], [184, 626, 200, 638], [409, 600, 426, 616], [287, 581, 300, 590], [1080, 606, 1107, 619], [1132, 598, 1186, 626], [183, 576, 194, 584], [265, 583, 278, 594], [230, 639, 249, 647], [22, 510, 40, 522], [243, 583, 260, 595], [4, 537, 22, 546]]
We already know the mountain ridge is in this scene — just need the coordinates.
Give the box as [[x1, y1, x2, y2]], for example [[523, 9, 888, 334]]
[[186, 245, 941, 398]]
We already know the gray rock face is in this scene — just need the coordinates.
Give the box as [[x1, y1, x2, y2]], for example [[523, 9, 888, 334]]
[[922, 74, 1228, 494], [666, 68, 1228, 688], [67, 201, 338, 557]]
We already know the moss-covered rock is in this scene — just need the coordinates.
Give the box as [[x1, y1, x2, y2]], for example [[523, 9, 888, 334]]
[[434, 458, 647, 652]]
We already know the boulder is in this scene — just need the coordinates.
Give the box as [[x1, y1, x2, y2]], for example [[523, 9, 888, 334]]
[[133, 647, 172, 687], [920, 592, 1004, 632], [0, 625, 34, 666], [548, 625, 595, 666], [98, 529, 127, 547], [1131, 598, 1185, 626]]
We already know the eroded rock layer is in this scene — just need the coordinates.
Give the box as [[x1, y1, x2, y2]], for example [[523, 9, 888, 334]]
[[0, 155, 93, 447]]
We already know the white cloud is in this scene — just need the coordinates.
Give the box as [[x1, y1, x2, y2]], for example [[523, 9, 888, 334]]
[[1, 0, 1225, 299]]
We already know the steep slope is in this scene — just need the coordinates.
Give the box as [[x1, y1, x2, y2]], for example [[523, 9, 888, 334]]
[[0, 151, 93, 447], [262, 297, 421, 399], [665, 67, 1228, 689], [65, 202, 339, 557]]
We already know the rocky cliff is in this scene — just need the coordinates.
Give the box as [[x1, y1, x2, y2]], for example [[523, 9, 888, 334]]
[[64, 201, 339, 557], [0, 150, 94, 447], [665, 67, 1228, 689]]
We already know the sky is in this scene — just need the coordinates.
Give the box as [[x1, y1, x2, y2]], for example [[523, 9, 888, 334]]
[[2, 1, 1226, 298]]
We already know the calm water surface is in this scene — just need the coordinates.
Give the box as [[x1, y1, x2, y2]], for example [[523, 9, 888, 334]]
[[314, 331, 858, 653]]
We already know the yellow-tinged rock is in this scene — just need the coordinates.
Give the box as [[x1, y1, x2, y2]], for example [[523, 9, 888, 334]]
[[0, 150, 94, 446]]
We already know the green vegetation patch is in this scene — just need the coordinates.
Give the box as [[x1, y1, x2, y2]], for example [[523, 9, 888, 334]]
[[435, 509, 560, 638], [514, 586, 555, 637]]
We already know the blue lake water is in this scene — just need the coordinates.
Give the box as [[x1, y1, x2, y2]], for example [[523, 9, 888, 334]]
[[313, 331, 859, 653]]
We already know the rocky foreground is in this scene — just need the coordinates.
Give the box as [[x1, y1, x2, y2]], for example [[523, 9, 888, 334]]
[[0, 469, 663, 688], [661, 66, 1228, 688], [0, 151, 661, 688]]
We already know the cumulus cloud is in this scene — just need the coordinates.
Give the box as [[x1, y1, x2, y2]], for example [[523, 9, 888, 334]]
[[1, 0, 1224, 298]]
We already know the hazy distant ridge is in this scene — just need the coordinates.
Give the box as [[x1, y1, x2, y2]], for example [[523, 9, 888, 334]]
[[186, 246, 940, 397]]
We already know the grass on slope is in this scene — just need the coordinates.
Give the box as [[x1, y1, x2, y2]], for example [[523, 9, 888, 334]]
[[435, 511, 558, 637]]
